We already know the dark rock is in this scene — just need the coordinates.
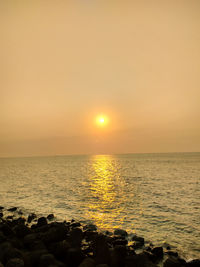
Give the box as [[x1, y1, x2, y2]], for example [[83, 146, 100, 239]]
[[0, 262, 4, 267], [41, 223, 68, 243], [47, 214, 54, 220], [78, 257, 95, 267], [131, 235, 145, 245], [125, 253, 156, 267], [93, 234, 110, 265], [27, 213, 37, 223], [0, 207, 4, 210], [48, 240, 70, 261], [7, 208, 17, 212], [164, 257, 186, 267], [71, 222, 81, 228], [23, 233, 38, 248], [130, 240, 144, 249], [0, 224, 14, 236], [37, 217, 47, 227], [23, 249, 48, 267], [110, 245, 127, 267], [166, 251, 178, 257], [0, 213, 3, 218], [69, 228, 83, 247], [39, 253, 56, 267], [6, 216, 13, 221], [143, 251, 158, 263], [3, 247, 23, 264], [17, 210, 23, 216], [66, 248, 84, 267], [113, 238, 128, 246], [96, 265, 109, 267], [84, 230, 98, 242], [5, 258, 24, 267], [0, 231, 6, 243], [114, 229, 128, 237], [187, 259, 200, 267], [13, 224, 31, 238], [83, 224, 97, 231], [151, 246, 163, 259]]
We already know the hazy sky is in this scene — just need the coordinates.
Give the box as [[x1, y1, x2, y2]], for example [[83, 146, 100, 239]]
[[1, 0, 200, 157]]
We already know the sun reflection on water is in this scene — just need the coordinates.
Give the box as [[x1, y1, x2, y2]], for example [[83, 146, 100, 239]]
[[86, 155, 127, 230]]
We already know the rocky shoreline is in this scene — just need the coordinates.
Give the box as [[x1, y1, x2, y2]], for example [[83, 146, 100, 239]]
[[0, 207, 199, 267]]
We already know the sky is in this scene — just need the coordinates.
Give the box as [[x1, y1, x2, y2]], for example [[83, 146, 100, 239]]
[[0, 0, 200, 157]]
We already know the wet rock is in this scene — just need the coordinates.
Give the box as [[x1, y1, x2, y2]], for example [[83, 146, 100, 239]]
[[151, 246, 163, 259], [84, 230, 98, 242], [69, 227, 83, 247], [71, 222, 81, 228], [0, 213, 3, 218], [113, 238, 128, 246], [110, 245, 127, 267], [0, 224, 14, 236], [38, 253, 56, 267], [131, 235, 145, 245], [27, 213, 37, 223], [48, 240, 70, 261], [0, 231, 6, 243], [187, 259, 200, 267], [23, 233, 38, 248], [0, 207, 4, 210], [7, 208, 17, 212], [47, 214, 54, 220], [66, 248, 84, 267], [96, 265, 109, 267], [164, 257, 186, 267], [93, 234, 110, 265], [114, 229, 128, 237], [41, 223, 68, 243], [166, 251, 178, 257], [125, 253, 156, 267], [5, 258, 24, 267], [24, 249, 48, 267], [83, 224, 97, 232], [37, 217, 47, 227], [13, 224, 31, 238], [78, 257, 95, 267]]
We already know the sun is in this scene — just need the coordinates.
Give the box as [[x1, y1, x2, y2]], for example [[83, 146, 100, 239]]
[[96, 115, 108, 127]]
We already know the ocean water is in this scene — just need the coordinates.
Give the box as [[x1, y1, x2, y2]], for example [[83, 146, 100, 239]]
[[0, 153, 199, 259]]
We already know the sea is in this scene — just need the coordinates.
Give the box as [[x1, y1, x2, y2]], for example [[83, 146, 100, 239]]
[[0, 152, 199, 259]]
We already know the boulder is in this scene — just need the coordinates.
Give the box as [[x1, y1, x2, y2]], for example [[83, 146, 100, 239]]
[[38, 253, 56, 267], [164, 257, 186, 267], [131, 235, 145, 245], [66, 248, 84, 267], [13, 224, 31, 238], [110, 245, 127, 267], [37, 217, 47, 227], [48, 240, 70, 261], [187, 259, 200, 267], [151, 246, 163, 259], [83, 224, 97, 232], [47, 214, 54, 220], [7, 208, 17, 212], [78, 257, 95, 267], [125, 253, 157, 267], [27, 214, 37, 224], [0, 213, 3, 218], [93, 234, 110, 265], [5, 258, 24, 267], [114, 229, 128, 237]]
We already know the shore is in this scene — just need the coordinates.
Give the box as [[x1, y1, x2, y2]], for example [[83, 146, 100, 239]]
[[0, 207, 199, 267]]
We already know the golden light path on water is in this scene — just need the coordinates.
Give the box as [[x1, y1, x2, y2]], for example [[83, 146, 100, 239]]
[[86, 155, 134, 230]]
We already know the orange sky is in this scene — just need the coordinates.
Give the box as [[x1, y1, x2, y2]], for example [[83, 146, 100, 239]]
[[0, 0, 200, 157]]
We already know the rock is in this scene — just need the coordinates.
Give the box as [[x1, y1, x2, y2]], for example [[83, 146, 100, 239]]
[[7, 208, 17, 212], [84, 230, 98, 242], [125, 253, 156, 267], [13, 224, 31, 238], [0, 262, 4, 267], [151, 246, 163, 259], [0, 232, 6, 243], [164, 257, 186, 267], [113, 238, 128, 246], [0, 213, 3, 218], [166, 251, 178, 257], [110, 245, 127, 267], [3, 247, 23, 263], [47, 214, 54, 220], [114, 229, 128, 237], [23, 233, 38, 248], [187, 259, 200, 266], [41, 223, 68, 243], [39, 253, 56, 267], [66, 248, 84, 267], [96, 265, 109, 267], [131, 235, 145, 245], [5, 258, 24, 267], [27, 213, 37, 223], [0, 224, 14, 236], [83, 224, 97, 231], [37, 217, 47, 227], [23, 249, 48, 267], [93, 234, 110, 265], [71, 222, 81, 228], [0, 207, 4, 210], [48, 240, 70, 261], [69, 228, 83, 247], [78, 257, 95, 267]]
